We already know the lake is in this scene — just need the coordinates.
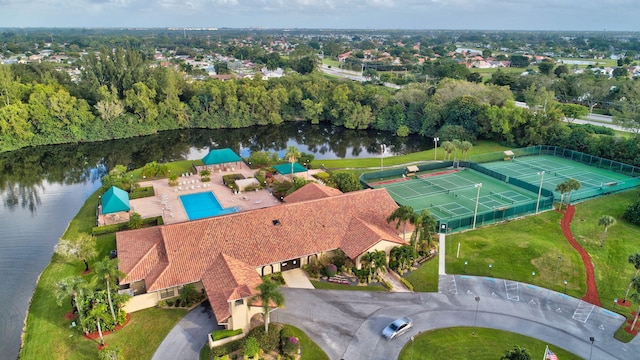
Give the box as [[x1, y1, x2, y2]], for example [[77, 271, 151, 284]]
[[0, 123, 431, 359]]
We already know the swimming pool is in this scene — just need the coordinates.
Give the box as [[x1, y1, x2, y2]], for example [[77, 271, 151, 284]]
[[179, 192, 238, 220]]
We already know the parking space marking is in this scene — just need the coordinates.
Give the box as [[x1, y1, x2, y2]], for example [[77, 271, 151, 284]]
[[439, 275, 458, 295], [572, 300, 595, 323], [504, 280, 520, 301]]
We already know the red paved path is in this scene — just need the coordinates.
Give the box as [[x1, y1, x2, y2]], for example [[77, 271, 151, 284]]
[[560, 205, 601, 306]]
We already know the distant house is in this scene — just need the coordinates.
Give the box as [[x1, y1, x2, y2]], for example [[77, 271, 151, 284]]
[[116, 184, 407, 332]]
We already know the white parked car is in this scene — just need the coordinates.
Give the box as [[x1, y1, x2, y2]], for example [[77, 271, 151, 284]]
[[381, 317, 413, 340]]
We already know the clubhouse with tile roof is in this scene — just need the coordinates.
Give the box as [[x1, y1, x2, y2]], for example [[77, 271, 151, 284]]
[[116, 183, 408, 332]]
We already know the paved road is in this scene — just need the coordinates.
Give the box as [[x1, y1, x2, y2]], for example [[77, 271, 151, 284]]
[[151, 303, 219, 360], [277, 277, 639, 360]]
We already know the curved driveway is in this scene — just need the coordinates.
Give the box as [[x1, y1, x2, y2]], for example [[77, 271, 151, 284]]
[[276, 276, 640, 360]]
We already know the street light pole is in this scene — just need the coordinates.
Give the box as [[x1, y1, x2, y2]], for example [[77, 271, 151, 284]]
[[434, 137, 439, 161], [411, 336, 415, 360], [473, 183, 483, 229], [564, 279, 568, 293], [536, 171, 545, 214], [473, 296, 481, 335], [380, 144, 386, 173], [589, 336, 595, 360]]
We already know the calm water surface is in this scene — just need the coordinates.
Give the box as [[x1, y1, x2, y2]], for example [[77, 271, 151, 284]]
[[0, 123, 430, 359]]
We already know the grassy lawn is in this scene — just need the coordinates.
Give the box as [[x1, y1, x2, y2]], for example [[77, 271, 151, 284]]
[[310, 280, 387, 291], [568, 190, 640, 341], [470, 66, 525, 81], [312, 140, 508, 170], [404, 254, 439, 292], [322, 58, 341, 68], [436, 189, 640, 341], [398, 327, 580, 360], [20, 189, 189, 360], [446, 209, 586, 295]]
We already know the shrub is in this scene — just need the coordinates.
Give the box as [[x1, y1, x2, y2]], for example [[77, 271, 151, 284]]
[[322, 264, 337, 277], [129, 186, 154, 199], [247, 325, 280, 352], [211, 338, 244, 357], [211, 329, 241, 342], [303, 264, 319, 278], [283, 336, 299, 355], [168, 173, 179, 187], [623, 200, 640, 225], [400, 277, 414, 291], [382, 280, 393, 290], [313, 172, 330, 181], [128, 212, 143, 229], [244, 337, 260, 358]]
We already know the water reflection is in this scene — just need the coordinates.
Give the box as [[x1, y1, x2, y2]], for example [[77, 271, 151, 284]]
[[0, 123, 430, 214]]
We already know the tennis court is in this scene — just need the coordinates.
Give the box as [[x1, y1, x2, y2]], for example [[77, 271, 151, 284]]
[[369, 168, 545, 228], [479, 154, 637, 202]]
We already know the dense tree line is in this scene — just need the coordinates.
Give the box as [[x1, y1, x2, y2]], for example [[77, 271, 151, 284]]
[[2, 47, 640, 166]]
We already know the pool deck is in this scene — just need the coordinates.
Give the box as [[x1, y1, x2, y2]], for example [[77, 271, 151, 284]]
[[101, 162, 322, 226]]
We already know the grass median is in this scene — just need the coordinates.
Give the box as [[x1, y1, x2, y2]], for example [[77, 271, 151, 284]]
[[398, 327, 580, 359]]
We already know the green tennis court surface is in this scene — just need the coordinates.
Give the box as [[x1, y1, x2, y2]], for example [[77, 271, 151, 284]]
[[372, 168, 544, 228], [479, 154, 638, 202]]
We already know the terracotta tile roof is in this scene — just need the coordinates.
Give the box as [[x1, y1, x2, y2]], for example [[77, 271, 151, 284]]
[[116, 184, 406, 311], [340, 217, 405, 259], [283, 182, 343, 203], [201, 254, 262, 322]]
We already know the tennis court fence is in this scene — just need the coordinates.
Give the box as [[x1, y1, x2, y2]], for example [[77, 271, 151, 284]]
[[359, 161, 454, 188], [470, 146, 640, 203]]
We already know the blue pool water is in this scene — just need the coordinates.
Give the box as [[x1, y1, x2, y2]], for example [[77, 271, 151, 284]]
[[179, 192, 238, 220]]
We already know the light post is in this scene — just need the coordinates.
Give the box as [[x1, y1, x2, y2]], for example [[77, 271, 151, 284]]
[[536, 171, 545, 214], [472, 296, 480, 335], [433, 137, 440, 161], [472, 183, 483, 229], [464, 261, 468, 273], [564, 279, 568, 293], [531, 271, 536, 283], [589, 336, 595, 360], [488, 263, 493, 276], [410, 336, 415, 360], [380, 144, 387, 173], [555, 256, 562, 283], [614, 298, 618, 308]]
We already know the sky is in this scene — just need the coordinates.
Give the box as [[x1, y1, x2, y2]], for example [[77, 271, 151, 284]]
[[0, 0, 637, 31]]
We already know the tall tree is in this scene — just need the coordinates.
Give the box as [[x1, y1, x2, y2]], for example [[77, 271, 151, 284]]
[[629, 277, 640, 332], [566, 178, 581, 204], [55, 233, 98, 272], [285, 145, 301, 180], [87, 301, 109, 346], [555, 181, 571, 210], [253, 279, 284, 332], [410, 210, 437, 252], [94, 257, 124, 326], [441, 140, 455, 160], [598, 215, 616, 247], [55, 276, 91, 334], [386, 205, 415, 241], [623, 253, 640, 303]]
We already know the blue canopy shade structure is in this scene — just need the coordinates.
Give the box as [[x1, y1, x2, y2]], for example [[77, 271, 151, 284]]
[[202, 148, 242, 166], [101, 186, 131, 214], [273, 162, 307, 175]]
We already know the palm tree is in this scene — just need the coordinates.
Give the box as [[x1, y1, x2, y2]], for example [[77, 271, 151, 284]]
[[253, 279, 284, 332], [566, 178, 581, 204], [629, 277, 640, 332], [94, 257, 124, 326], [460, 141, 473, 160], [598, 215, 616, 247], [55, 276, 91, 334], [441, 141, 455, 160], [371, 250, 387, 278], [452, 139, 462, 160], [88, 301, 109, 346], [386, 205, 414, 241], [285, 146, 301, 180], [555, 181, 571, 210], [410, 210, 437, 253], [360, 252, 375, 282], [623, 253, 640, 303], [500, 345, 532, 360]]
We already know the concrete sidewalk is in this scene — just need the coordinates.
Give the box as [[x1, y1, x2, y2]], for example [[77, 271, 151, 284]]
[[151, 303, 219, 360]]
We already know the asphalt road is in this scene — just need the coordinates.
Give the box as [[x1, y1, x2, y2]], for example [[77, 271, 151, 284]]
[[277, 276, 639, 360]]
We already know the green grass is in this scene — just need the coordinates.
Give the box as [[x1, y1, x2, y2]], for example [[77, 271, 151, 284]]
[[20, 189, 189, 360], [310, 280, 387, 291], [437, 189, 640, 342], [322, 58, 341, 68], [446, 210, 587, 296], [404, 255, 439, 292], [470, 66, 525, 80], [312, 140, 508, 170], [283, 324, 330, 360], [398, 327, 580, 360]]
